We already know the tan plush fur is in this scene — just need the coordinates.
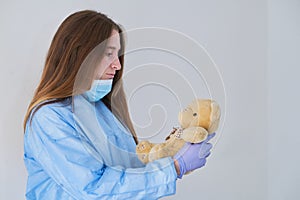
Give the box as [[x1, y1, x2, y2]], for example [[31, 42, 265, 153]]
[[136, 99, 221, 164]]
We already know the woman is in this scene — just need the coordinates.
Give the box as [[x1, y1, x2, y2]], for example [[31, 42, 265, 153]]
[[23, 10, 214, 199]]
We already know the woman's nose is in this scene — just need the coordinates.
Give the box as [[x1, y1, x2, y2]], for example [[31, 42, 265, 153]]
[[111, 58, 121, 70]]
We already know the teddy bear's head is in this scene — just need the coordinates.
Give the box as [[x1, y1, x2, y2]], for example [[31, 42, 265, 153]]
[[178, 99, 220, 133]]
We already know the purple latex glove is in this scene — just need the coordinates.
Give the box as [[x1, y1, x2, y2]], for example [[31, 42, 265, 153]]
[[174, 132, 215, 178]]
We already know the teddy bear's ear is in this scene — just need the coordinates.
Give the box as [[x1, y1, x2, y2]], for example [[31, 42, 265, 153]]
[[208, 100, 221, 133]]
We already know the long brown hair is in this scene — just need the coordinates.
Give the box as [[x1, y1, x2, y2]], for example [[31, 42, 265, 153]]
[[23, 10, 138, 143]]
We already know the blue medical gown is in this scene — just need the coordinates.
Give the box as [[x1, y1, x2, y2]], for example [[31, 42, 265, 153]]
[[24, 96, 177, 199]]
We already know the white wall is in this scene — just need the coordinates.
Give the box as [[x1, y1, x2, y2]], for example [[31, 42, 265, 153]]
[[268, 0, 300, 199], [0, 0, 298, 199]]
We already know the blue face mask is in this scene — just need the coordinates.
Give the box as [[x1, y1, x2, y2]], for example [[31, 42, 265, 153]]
[[84, 79, 113, 102]]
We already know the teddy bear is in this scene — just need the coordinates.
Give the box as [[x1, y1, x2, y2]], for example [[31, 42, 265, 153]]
[[136, 99, 220, 164]]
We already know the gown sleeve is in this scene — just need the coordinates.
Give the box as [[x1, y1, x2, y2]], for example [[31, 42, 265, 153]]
[[24, 105, 177, 200]]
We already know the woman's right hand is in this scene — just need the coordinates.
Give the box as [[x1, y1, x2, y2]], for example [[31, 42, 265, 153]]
[[173, 133, 215, 178]]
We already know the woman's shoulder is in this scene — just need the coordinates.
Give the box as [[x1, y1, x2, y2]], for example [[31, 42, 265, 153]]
[[26, 98, 76, 139], [30, 98, 74, 125]]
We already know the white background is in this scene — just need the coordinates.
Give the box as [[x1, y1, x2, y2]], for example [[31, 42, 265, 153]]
[[0, 0, 299, 199]]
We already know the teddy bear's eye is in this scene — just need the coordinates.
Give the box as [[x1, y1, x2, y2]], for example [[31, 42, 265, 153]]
[[193, 113, 197, 117]]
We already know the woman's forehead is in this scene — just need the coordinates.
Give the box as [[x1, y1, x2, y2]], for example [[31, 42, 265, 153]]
[[107, 30, 121, 49]]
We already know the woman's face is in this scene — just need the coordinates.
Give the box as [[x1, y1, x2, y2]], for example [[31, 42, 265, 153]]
[[95, 29, 122, 80]]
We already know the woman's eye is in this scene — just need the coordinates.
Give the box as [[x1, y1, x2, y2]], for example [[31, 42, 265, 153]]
[[106, 52, 113, 57]]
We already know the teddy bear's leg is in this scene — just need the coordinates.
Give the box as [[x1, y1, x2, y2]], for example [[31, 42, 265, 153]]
[[137, 153, 149, 164], [148, 143, 168, 162], [180, 127, 208, 143], [136, 141, 155, 164]]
